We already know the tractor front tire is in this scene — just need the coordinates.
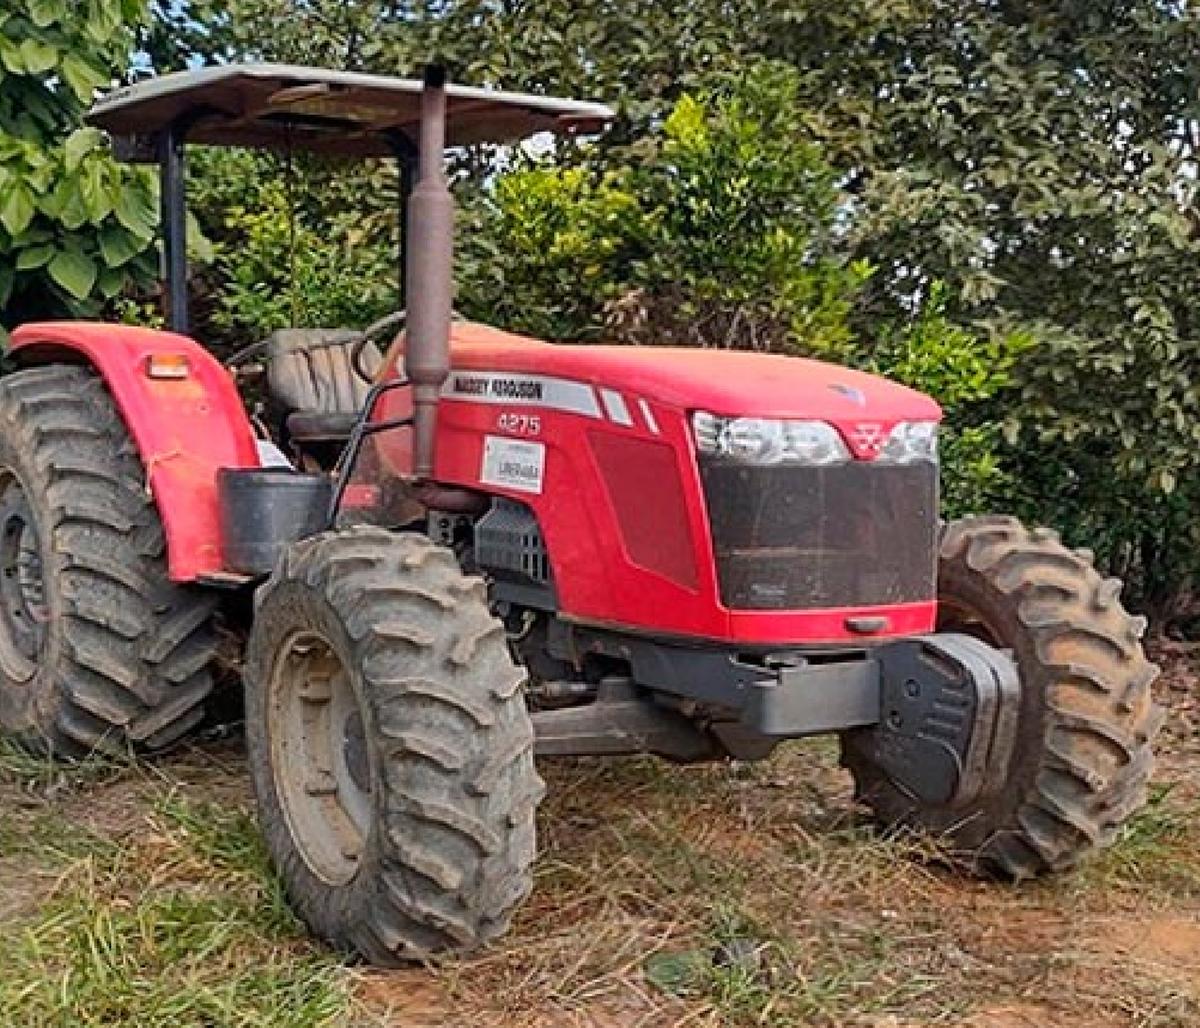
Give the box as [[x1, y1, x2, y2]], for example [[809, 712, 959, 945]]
[[844, 515, 1163, 878], [0, 365, 216, 756], [244, 528, 542, 964]]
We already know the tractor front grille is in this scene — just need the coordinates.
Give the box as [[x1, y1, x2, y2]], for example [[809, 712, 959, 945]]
[[698, 459, 938, 611]]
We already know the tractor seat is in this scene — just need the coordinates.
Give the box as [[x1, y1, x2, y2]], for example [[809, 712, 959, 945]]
[[264, 328, 383, 442]]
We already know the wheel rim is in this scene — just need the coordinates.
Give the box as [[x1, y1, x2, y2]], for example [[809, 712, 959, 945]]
[[0, 473, 48, 679], [268, 629, 373, 886]]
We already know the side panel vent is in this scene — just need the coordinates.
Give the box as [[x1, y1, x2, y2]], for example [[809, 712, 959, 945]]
[[475, 499, 555, 609]]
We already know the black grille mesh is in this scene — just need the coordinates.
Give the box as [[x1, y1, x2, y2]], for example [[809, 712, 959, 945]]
[[699, 459, 938, 610]]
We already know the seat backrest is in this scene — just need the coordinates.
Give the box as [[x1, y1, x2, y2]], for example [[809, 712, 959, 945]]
[[264, 329, 383, 415]]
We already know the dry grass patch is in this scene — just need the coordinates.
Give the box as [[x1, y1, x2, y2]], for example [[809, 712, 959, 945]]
[[365, 736, 1200, 1028], [0, 666, 1198, 1027]]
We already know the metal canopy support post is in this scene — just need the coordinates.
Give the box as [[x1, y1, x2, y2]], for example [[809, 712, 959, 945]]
[[159, 120, 189, 334], [386, 136, 417, 310]]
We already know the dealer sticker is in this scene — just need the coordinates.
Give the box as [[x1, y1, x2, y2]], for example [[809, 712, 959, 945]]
[[480, 435, 546, 495]]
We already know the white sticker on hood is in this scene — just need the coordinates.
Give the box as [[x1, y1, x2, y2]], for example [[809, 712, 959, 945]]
[[480, 435, 545, 495]]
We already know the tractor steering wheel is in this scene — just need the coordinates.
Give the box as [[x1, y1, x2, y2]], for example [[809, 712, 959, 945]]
[[350, 310, 408, 385], [350, 307, 467, 385]]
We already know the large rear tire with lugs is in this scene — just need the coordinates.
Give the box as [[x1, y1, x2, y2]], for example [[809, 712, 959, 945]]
[[244, 527, 543, 964], [0, 365, 217, 756], [844, 514, 1163, 878]]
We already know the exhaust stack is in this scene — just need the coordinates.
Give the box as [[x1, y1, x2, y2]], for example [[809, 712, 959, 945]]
[[404, 65, 454, 479]]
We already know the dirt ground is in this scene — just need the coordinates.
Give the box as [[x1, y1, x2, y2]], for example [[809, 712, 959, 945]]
[[0, 648, 1196, 1027]]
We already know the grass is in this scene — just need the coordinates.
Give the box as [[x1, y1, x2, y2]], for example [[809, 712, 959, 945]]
[[0, 734, 136, 793], [0, 742, 349, 1028], [1078, 784, 1200, 900], [0, 672, 1197, 1027]]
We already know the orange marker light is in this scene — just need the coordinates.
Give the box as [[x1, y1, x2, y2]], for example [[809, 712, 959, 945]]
[[145, 354, 191, 380]]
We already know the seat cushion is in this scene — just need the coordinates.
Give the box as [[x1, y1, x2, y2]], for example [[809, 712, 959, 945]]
[[265, 328, 383, 416]]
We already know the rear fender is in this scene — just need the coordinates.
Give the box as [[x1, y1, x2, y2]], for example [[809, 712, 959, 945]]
[[9, 322, 259, 581]]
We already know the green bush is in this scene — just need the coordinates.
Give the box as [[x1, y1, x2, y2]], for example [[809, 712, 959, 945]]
[[459, 65, 1020, 529], [0, 0, 157, 339], [459, 63, 869, 352], [620, 66, 869, 353], [457, 166, 641, 341], [188, 149, 399, 350]]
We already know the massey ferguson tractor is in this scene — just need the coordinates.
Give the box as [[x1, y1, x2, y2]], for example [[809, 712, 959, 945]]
[[2, 63, 1163, 964]]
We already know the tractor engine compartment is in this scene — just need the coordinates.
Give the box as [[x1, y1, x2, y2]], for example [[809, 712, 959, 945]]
[[418, 476, 1018, 811], [344, 320, 947, 647]]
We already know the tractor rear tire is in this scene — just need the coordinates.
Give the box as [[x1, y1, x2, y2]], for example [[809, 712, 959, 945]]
[[244, 527, 542, 964], [0, 365, 217, 756], [843, 514, 1163, 878]]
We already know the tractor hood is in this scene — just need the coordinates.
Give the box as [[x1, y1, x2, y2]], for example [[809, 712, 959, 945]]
[[446, 322, 941, 424]]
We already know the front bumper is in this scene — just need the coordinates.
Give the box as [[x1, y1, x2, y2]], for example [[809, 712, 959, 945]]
[[744, 656, 880, 735], [544, 627, 1021, 809], [567, 628, 890, 736]]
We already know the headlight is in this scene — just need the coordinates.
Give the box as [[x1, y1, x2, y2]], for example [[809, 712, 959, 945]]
[[877, 421, 938, 464], [693, 412, 850, 465]]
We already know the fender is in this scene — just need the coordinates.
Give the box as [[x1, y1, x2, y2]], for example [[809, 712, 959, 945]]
[[9, 322, 259, 582]]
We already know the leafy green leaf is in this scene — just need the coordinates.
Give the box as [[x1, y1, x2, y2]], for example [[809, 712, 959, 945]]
[[63, 127, 102, 172], [18, 39, 58, 75], [185, 210, 214, 264], [59, 54, 107, 102], [0, 183, 36, 237], [114, 186, 156, 240], [52, 177, 90, 230], [644, 950, 707, 996], [96, 264, 126, 299], [98, 225, 144, 267], [48, 248, 97, 300], [78, 161, 113, 223], [0, 37, 25, 75], [27, 0, 65, 30], [15, 244, 55, 270]]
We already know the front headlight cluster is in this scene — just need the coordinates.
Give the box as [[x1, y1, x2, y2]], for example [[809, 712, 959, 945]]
[[878, 420, 938, 464], [692, 411, 937, 466], [693, 412, 849, 465]]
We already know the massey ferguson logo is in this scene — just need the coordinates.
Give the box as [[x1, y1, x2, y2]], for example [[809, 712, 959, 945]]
[[450, 374, 544, 401], [849, 422, 886, 456]]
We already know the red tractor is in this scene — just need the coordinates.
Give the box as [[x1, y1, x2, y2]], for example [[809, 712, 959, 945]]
[[4, 63, 1162, 964]]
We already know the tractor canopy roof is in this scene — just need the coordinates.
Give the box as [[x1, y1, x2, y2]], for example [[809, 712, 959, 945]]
[[87, 63, 615, 158]]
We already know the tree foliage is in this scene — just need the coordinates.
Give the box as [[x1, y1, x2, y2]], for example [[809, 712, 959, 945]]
[[14, 0, 1200, 617], [190, 149, 399, 340], [787, 3, 1200, 612], [460, 64, 866, 352], [0, 0, 158, 338]]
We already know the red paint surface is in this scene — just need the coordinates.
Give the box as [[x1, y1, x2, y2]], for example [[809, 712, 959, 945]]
[[10, 322, 259, 581], [9, 318, 941, 641], [379, 323, 942, 645], [444, 322, 940, 426]]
